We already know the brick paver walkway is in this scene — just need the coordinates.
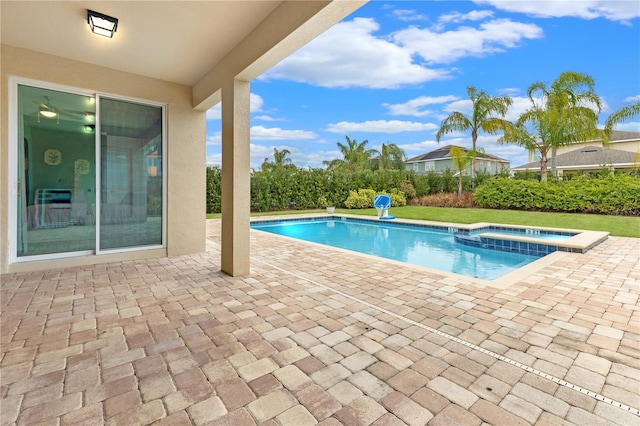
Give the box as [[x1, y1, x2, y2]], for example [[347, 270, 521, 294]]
[[1, 218, 638, 425]]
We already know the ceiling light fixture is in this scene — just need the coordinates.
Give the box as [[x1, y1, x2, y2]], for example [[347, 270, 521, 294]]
[[39, 110, 57, 118], [38, 96, 59, 122], [88, 9, 118, 38]]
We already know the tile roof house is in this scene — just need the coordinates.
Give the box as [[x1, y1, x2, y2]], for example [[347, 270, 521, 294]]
[[513, 146, 639, 175], [405, 145, 510, 176], [0, 1, 366, 275], [515, 130, 640, 176]]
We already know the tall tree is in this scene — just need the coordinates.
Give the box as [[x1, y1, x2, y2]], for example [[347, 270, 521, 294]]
[[498, 71, 604, 182], [605, 100, 640, 135], [261, 147, 294, 172], [323, 136, 377, 173], [373, 143, 406, 170], [436, 86, 512, 181]]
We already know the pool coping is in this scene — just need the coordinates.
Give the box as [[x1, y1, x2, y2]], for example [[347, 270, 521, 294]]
[[250, 213, 609, 289]]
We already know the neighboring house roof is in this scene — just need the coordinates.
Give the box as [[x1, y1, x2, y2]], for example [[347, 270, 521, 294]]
[[513, 146, 638, 170], [606, 130, 640, 142], [406, 145, 509, 163]]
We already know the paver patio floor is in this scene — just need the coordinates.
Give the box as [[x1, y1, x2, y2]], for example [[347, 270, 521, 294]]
[[1, 218, 639, 425]]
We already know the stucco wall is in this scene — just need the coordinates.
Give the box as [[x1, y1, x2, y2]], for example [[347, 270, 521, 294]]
[[556, 140, 640, 155], [1, 45, 206, 273]]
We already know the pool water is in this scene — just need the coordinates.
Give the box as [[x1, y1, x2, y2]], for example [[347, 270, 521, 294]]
[[251, 218, 542, 280]]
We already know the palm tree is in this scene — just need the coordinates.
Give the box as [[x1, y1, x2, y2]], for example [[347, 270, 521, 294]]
[[374, 143, 406, 170], [436, 86, 512, 181], [449, 146, 476, 198], [606, 101, 640, 171], [323, 136, 377, 173], [498, 71, 604, 182], [261, 147, 293, 172], [605, 101, 640, 135]]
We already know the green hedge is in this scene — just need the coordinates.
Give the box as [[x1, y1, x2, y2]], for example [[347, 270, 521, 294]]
[[205, 165, 510, 214], [206, 166, 222, 214], [248, 168, 419, 212], [475, 174, 640, 215]]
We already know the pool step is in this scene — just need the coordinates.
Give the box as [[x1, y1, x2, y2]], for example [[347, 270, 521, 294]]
[[454, 231, 558, 257]]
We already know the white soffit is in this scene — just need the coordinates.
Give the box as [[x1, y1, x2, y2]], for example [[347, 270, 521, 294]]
[[0, 1, 283, 86]]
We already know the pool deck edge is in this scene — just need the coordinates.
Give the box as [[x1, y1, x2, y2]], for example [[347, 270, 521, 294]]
[[251, 213, 609, 255], [250, 213, 611, 289]]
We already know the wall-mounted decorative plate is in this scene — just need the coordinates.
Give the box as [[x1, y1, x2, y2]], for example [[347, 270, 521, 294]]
[[44, 149, 62, 166], [75, 159, 90, 175]]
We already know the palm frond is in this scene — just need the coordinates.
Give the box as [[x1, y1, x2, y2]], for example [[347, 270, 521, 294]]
[[605, 101, 640, 135]]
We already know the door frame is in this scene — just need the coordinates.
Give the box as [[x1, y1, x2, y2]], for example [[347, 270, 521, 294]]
[[8, 77, 167, 264]]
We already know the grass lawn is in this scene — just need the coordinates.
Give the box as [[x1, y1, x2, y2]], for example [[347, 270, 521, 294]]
[[206, 206, 640, 238]]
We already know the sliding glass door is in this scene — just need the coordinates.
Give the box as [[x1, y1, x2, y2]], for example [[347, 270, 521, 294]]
[[14, 82, 164, 260], [98, 98, 163, 251], [16, 85, 96, 257]]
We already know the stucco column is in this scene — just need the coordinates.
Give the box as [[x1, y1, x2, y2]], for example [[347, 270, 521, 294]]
[[221, 78, 251, 275]]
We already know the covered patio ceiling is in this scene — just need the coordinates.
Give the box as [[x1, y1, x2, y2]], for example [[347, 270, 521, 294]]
[[1, 1, 366, 109]]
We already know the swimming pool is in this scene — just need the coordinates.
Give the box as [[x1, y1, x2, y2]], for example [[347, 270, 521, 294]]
[[251, 217, 545, 280]]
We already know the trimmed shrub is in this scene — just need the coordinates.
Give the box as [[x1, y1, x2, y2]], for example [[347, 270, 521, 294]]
[[410, 192, 475, 208], [399, 180, 416, 200], [475, 174, 640, 215], [345, 189, 376, 209], [389, 189, 407, 207]]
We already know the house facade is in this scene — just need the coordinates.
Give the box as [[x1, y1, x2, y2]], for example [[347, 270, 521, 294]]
[[1, 1, 366, 275], [516, 131, 640, 176], [405, 145, 510, 176]]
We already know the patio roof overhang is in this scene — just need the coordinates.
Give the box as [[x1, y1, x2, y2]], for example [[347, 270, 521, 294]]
[[1, 1, 367, 275], [1, 1, 366, 110]]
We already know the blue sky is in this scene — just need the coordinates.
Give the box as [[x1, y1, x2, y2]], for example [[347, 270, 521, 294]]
[[206, 0, 640, 170]]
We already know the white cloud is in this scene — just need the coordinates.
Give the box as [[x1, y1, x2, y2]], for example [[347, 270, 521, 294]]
[[612, 121, 640, 132], [261, 18, 449, 89], [250, 143, 276, 163], [443, 99, 473, 115], [473, 0, 640, 22], [498, 87, 523, 95], [502, 96, 536, 121], [439, 10, 494, 24], [250, 125, 317, 141], [207, 125, 318, 163], [398, 139, 439, 156], [287, 148, 340, 169], [393, 19, 543, 65], [249, 144, 343, 169], [384, 95, 460, 117], [206, 152, 221, 166], [254, 115, 284, 122], [624, 95, 640, 103], [393, 9, 428, 22], [206, 106, 220, 120], [326, 120, 438, 134], [441, 96, 533, 122], [206, 133, 221, 146], [250, 94, 265, 113], [206, 93, 265, 120]]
